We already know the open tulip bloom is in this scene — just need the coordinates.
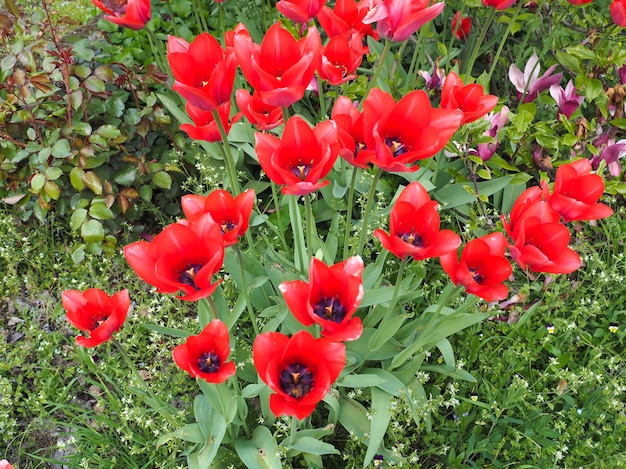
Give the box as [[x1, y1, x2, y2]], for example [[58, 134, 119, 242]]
[[92, 0, 151, 30], [362, 0, 445, 42]]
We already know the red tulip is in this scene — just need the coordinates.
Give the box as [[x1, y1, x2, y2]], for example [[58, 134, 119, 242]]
[[234, 23, 321, 107], [543, 160, 613, 222], [235, 89, 284, 131], [331, 96, 372, 168], [451, 12, 471, 40], [181, 189, 256, 246], [255, 116, 339, 195], [374, 181, 461, 260], [317, 0, 378, 42], [280, 256, 364, 341], [501, 186, 560, 242], [276, 0, 327, 24], [363, 88, 463, 172], [124, 213, 225, 301], [440, 233, 512, 301], [0, 460, 14, 469], [481, 0, 517, 9], [362, 0, 444, 42], [253, 330, 345, 419], [180, 102, 242, 143], [167, 33, 237, 112], [611, 0, 626, 27], [440, 72, 498, 124], [318, 31, 364, 86], [62, 288, 130, 347], [92, 0, 150, 30], [172, 320, 236, 383], [566, 0, 592, 4]]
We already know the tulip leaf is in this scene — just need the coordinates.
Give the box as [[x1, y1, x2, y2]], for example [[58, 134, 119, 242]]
[[287, 436, 339, 456], [187, 395, 228, 469], [141, 323, 192, 339], [363, 388, 392, 468], [361, 368, 407, 397], [235, 426, 283, 469], [337, 396, 369, 439], [368, 313, 410, 352], [156, 423, 205, 447], [156, 91, 193, 125], [288, 195, 307, 274], [337, 374, 386, 388], [421, 364, 477, 382], [436, 337, 455, 367], [198, 379, 238, 425], [362, 250, 388, 290]]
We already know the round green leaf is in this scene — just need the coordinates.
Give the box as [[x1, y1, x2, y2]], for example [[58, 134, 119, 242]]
[[70, 167, 85, 191], [84, 75, 105, 93], [152, 171, 172, 189], [82, 171, 103, 195], [89, 203, 115, 220], [44, 181, 60, 200], [95, 125, 122, 140], [70, 208, 88, 231], [80, 219, 105, 243], [30, 173, 46, 192], [45, 167, 63, 180], [51, 139, 71, 158]]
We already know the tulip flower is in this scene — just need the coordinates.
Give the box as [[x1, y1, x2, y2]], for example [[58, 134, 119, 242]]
[[481, 0, 517, 9], [590, 137, 626, 177], [509, 52, 563, 103], [181, 189, 256, 246], [317, 0, 378, 42], [172, 320, 236, 383], [318, 31, 364, 86], [362, 0, 445, 42], [62, 288, 130, 347], [253, 330, 345, 419], [167, 33, 237, 112], [567, 0, 592, 4], [331, 96, 373, 168], [451, 11, 471, 40], [255, 116, 339, 195], [180, 102, 242, 143], [549, 80, 583, 119], [92, 0, 150, 30], [440, 72, 499, 124], [280, 256, 364, 341], [501, 186, 560, 241], [0, 461, 14, 469], [362, 88, 463, 172], [235, 89, 284, 131], [475, 106, 509, 161], [543, 160, 613, 222], [234, 23, 322, 107], [373, 181, 461, 261], [124, 213, 225, 302], [611, 0, 626, 27], [418, 63, 446, 91], [276, 0, 327, 24], [440, 233, 513, 301]]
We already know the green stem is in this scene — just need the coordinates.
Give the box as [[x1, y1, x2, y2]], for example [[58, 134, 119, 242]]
[[355, 168, 383, 257], [404, 35, 422, 94], [212, 109, 241, 195], [192, 0, 210, 32], [304, 194, 314, 260], [342, 166, 359, 260], [289, 415, 299, 445], [288, 195, 308, 274], [362, 38, 392, 104], [269, 183, 289, 253], [388, 257, 409, 315], [317, 75, 326, 118], [484, 1, 523, 92], [230, 374, 251, 437], [421, 284, 464, 339], [282, 106, 291, 124], [463, 6, 496, 77], [164, 0, 178, 37], [145, 27, 171, 84], [207, 297, 219, 320], [234, 245, 260, 336]]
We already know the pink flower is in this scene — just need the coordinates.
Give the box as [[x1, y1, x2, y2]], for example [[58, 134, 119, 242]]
[[475, 106, 510, 161], [481, 0, 517, 9], [362, 0, 445, 42], [509, 52, 563, 102], [549, 80, 583, 119]]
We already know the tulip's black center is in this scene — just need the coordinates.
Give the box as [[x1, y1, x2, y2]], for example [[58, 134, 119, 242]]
[[197, 352, 221, 373], [291, 162, 312, 180], [385, 137, 408, 157], [313, 296, 346, 323], [101, 0, 127, 14], [399, 231, 423, 247], [179, 264, 202, 290], [280, 363, 314, 399], [354, 142, 367, 159], [91, 312, 109, 331], [469, 268, 484, 284], [220, 220, 237, 234]]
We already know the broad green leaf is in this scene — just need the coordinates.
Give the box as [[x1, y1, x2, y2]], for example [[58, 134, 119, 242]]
[[113, 166, 138, 186], [368, 313, 409, 352], [337, 397, 369, 439], [44, 181, 60, 200], [157, 423, 205, 447], [95, 124, 122, 140], [70, 167, 85, 191], [198, 379, 238, 424], [80, 219, 104, 243], [363, 388, 392, 468], [421, 364, 477, 382], [70, 208, 87, 231], [30, 174, 46, 192], [337, 374, 386, 388], [288, 436, 339, 456], [82, 171, 102, 195], [152, 171, 172, 189], [84, 75, 105, 93], [89, 203, 115, 220], [235, 426, 283, 469]]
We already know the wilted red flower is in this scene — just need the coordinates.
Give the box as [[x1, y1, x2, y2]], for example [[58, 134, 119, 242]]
[[92, 0, 150, 29], [374, 181, 461, 260], [62, 288, 130, 347], [255, 115, 339, 195], [440, 72, 498, 124], [317, 0, 378, 42], [124, 213, 225, 301], [180, 102, 242, 143], [363, 88, 463, 172], [318, 31, 364, 86], [235, 89, 284, 131], [167, 33, 237, 112], [280, 256, 364, 341], [543, 160, 613, 222], [331, 96, 372, 168], [611, 0, 626, 26], [172, 319, 236, 383], [451, 12, 471, 40], [253, 330, 345, 419], [481, 0, 517, 9], [234, 23, 321, 107], [440, 233, 512, 301], [181, 189, 256, 246], [276, 0, 327, 24], [362, 0, 444, 42]]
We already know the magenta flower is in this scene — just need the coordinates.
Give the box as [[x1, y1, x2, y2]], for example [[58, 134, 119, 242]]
[[590, 137, 626, 177], [509, 52, 562, 103], [549, 80, 583, 119], [362, 0, 445, 42], [474, 106, 510, 161]]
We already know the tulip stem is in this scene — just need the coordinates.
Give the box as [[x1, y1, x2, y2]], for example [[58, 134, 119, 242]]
[[270, 182, 289, 252], [421, 284, 464, 340], [355, 168, 383, 257], [230, 375, 251, 437], [484, 1, 523, 93], [363, 39, 392, 103], [288, 195, 308, 274], [388, 256, 409, 315], [145, 27, 172, 85], [234, 245, 260, 336], [192, 0, 210, 32], [163, 0, 178, 37], [212, 109, 241, 196], [289, 415, 299, 445], [342, 166, 359, 260], [304, 194, 314, 260], [317, 75, 327, 118], [463, 6, 495, 78]]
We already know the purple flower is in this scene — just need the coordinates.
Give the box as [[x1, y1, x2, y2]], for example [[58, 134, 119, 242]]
[[590, 137, 626, 177], [418, 64, 446, 91], [618, 64, 626, 84], [509, 52, 563, 103], [475, 106, 510, 161], [549, 80, 583, 119]]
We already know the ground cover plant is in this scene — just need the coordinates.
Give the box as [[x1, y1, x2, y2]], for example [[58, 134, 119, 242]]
[[1, 0, 626, 467]]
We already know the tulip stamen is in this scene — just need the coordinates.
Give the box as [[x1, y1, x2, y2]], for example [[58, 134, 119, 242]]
[[280, 363, 314, 399], [197, 351, 221, 373], [220, 220, 237, 234], [179, 264, 202, 289], [385, 137, 408, 157], [469, 268, 484, 284], [313, 296, 347, 323], [291, 162, 312, 180], [400, 231, 424, 247]]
